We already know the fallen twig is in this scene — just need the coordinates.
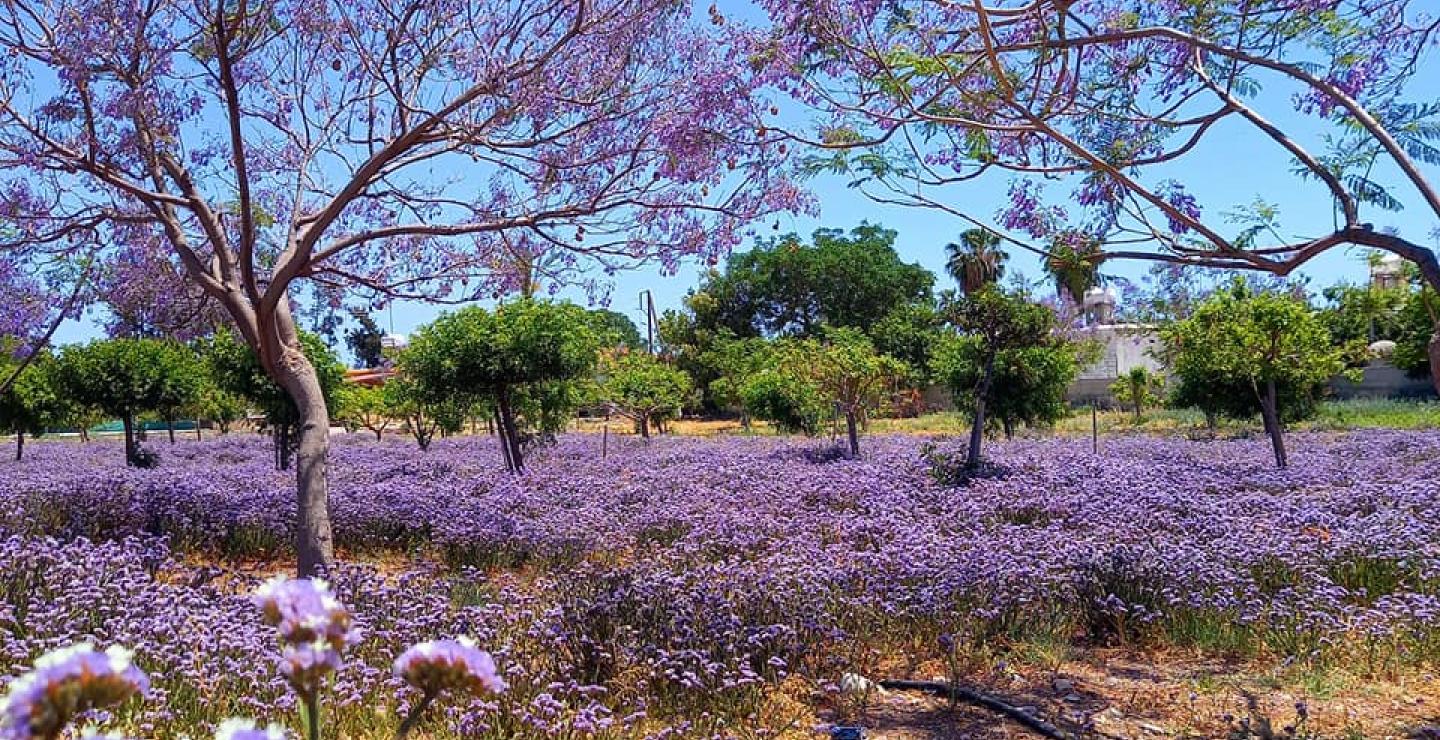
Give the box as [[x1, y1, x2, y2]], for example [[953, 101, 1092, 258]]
[[878, 679, 1071, 739]]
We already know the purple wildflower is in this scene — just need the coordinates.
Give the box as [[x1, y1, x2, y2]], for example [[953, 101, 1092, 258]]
[[394, 638, 507, 697], [0, 643, 149, 740]]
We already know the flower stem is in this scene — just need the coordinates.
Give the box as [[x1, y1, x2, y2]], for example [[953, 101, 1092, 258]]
[[302, 691, 321, 740], [395, 691, 437, 740]]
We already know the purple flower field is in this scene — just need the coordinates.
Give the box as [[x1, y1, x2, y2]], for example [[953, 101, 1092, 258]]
[[2, 431, 1439, 737]]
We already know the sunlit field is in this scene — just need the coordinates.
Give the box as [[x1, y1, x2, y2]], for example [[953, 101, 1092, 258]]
[[5, 429, 1440, 738]]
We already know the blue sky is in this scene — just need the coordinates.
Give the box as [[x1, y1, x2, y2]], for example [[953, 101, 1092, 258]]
[[321, 3, 1440, 348], [53, 2, 1440, 354]]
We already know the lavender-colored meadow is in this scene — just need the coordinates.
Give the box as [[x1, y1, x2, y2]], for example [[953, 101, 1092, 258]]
[[2, 430, 1438, 737]]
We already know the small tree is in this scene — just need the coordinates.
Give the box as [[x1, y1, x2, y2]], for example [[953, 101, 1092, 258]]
[[600, 352, 694, 438], [932, 334, 1082, 441], [739, 369, 828, 435], [338, 385, 394, 442], [194, 384, 248, 435], [1110, 367, 1166, 421], [0, 350, 63, 460], [753, 328, 907, 458], [704, 335, 776, 428], [1162, 286, 1350, 468], [402, 300, 599, 471], [810, 329, 908, 459], [382, 376, 467, 452], [202, 329, 345, 470], [58, 338, 204, 466], [936, 288, 1054, 468]]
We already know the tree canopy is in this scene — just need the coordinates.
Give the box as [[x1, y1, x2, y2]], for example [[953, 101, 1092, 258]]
[[58, 338, 205, 466], [685, 223, 934, 338], [1162, 284, 1352, 466], [400, 300, 599, 471]]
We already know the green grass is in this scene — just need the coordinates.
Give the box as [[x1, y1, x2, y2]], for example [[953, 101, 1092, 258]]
[[924, 398, 1440, 439]]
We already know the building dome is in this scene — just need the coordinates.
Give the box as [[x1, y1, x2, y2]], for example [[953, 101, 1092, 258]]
[[1369, 339, 1397, 358]]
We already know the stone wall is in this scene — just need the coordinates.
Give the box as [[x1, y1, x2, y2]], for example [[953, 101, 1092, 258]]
[[1329, 361, 1435, 400]]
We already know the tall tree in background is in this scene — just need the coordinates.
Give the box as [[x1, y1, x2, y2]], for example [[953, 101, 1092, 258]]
[[662, 222, 933, 408], [945, 228, 1006, 295], [0, 0, 795, 576], [752, 0, 1440, 392], [688, 223, 934, 337], [344, 312, 385, 370]]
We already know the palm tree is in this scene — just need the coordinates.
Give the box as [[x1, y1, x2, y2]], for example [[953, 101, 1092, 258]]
[[944, 228, 1007, 295], [1046, 231, 1103, 306]]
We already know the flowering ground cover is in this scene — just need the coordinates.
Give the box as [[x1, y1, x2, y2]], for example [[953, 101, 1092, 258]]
[[2, 431, 1439, 738]]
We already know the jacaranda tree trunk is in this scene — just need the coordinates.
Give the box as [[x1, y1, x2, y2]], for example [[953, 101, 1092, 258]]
[[269, 342, 335, 578]]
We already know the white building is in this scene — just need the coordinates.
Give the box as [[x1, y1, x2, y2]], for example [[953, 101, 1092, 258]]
[[1067, 287, 1165, 404]]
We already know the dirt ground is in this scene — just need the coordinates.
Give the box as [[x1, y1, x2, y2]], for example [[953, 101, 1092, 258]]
[[810, 649, 1440, 739]]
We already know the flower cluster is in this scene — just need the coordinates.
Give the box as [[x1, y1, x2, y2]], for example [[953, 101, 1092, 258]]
[[394, 638, 507, 698], [0, 643, 149, 740], [253, 578, 359, 694]]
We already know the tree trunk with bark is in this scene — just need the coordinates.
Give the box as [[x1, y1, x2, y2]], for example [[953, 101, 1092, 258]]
[[966, 354, 997, 469], [495, 386, 524, 472], [269, 350, 336, 578], [1430, 330, 1440, 397], [844, 409, 860, 458], [1258, 378, 1288, 469], [274, 425, 295, 471], [122, 412, 139, 467], [14, 431, 22, 462], [638, 413, 650, 439], [167, 420, 176, 444]]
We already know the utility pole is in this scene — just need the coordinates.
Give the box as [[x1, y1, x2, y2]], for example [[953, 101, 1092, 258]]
[[640, 289, 656, 354]]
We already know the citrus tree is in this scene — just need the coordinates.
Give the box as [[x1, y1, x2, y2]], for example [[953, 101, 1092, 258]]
[[0, 349, 63, 460], [337, 385, 394, 442], [600, 352, 694, 438], [401, 300, 598, 471], [58, 338, 204, 466], [937, 288, 1056, 468], [1162, 285, 1352, 467], [748, 328, 907, 458]]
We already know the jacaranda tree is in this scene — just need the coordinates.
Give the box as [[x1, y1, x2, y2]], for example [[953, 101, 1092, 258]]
[[0, 0, 796, 575], [748, 0, 1440, 390]]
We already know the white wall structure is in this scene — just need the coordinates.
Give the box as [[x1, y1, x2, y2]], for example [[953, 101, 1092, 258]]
[[1068, 323, 1165, 405]]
